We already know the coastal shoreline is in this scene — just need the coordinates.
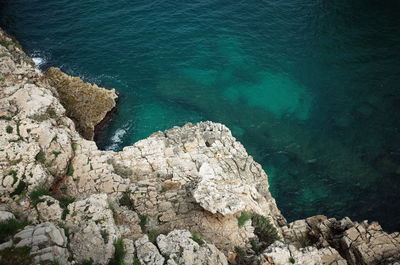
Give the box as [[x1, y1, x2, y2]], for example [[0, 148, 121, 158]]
[[1, 28, 400, 265]]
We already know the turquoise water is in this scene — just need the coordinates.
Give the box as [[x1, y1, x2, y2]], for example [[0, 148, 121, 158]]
[[1, 0, 400, 231]]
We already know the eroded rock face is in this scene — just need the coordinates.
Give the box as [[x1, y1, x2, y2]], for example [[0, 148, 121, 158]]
[[36, 195, 63, 222], [13, 222, 69, 265], [282, 215, 400, 265], [44, 67, 117, 140], [134, 230, 228, 265], [157, 229, 228, 265], [65, 194, 119, 264], [259, 241, 346, 265]]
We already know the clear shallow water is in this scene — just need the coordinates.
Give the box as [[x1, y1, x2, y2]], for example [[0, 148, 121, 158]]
[[2, 0, 400, 231]]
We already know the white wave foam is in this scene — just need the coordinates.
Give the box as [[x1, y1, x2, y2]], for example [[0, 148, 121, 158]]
[[32, 57, 45, 67], [105, 128, 127, 151]]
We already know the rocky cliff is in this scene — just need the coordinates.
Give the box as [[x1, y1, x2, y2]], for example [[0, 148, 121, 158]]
[[0, 28, 399, 265]]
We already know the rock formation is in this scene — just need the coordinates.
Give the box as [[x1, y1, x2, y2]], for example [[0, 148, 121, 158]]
[[0, 28, 399, 265], [44, 67, 117, 140]]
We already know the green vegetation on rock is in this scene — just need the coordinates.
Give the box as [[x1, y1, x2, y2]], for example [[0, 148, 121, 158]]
[[29, 187, 53, 207], [237, 211, 251, 227], [107, 237, 126, 265], [191, 231, 204, 246], [0, 246, 33, 265], [66, 163, 74, 176], [0, 218, 25, 243], [59, 196, 75, 220], [5, 125, 13, 134], [35, 150, 46, 163], [251, 213, 280, 248]]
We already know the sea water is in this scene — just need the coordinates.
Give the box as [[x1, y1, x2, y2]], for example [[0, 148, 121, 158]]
[[1, 0, 399, 231]]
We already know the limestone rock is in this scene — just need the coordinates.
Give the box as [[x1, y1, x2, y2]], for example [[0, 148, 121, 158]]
[[259, 241, 346, 265], [282, 215, 400, 265], [0, 210, 14, 221], [35, 195, 63, 222], [123, 238, 136, 265], [65, 194, 119, 265], [156, 229, 228, 265], [135, 235, 165, 265], [13, 222, 69, 265], [44, 67, 117, 140]]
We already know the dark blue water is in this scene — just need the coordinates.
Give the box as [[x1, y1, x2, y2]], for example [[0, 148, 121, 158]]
[[2, 0, 400, 231]]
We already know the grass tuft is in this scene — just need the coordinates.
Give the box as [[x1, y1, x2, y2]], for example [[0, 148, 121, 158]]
[[66, 163, 74, 176], [100, 229, 109, 244], [237, 211, 252, 227], [251, 213, 280, 248], [59, 196, 75, 220], [108, 237, 126, 265], [29, 187, 53, 207], [119, 191, 134, 210], [35, 150, 46, 163], [10, 180, 27, 197], [139, 215, 148, 232], [147, 228, 159, 243], [191, 231, 204, 246], [6, 125, 13, 134], [0, 218, 25, 243]]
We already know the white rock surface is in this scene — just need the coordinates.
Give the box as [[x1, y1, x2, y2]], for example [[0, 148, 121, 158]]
[[35, 195, 63, 222], [0, 210, 15, 221], [14, 222, 69, 265], [135, 235, 165, 265], [65, 194, 118, 264], [157, 229, 228, 265]]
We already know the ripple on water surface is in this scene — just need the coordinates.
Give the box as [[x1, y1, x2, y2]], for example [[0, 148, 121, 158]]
[[1, 0, 400, 231]]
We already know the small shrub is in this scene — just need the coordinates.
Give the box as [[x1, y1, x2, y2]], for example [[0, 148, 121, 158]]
[[66, 164, 74, 176], [289, 257, 296, 264], [251, 213, 280, 248], [6, 125, 13, 134], [139, 215, 148, 232], [147, 228, 159, 243], [108, 237, 126, 265], [234, 246, 250, 265], [59, 197, 75, 220], [35, 150, 46, 163], [250, 238, 262, 254], [100, 229, 109, 244], [29, 187, 53, 207], [0, 246, 33, 265], [119, 192, 134, 210], [71, 143, 77, 152], [52, 151, 62, 158], [46, 108, 58, 119], [237, 211, 252, 227], [0, 218, 25, 243], [191, 231, 204, 246], [10, 180, 27, 197], [160, 185, 167, 193]]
